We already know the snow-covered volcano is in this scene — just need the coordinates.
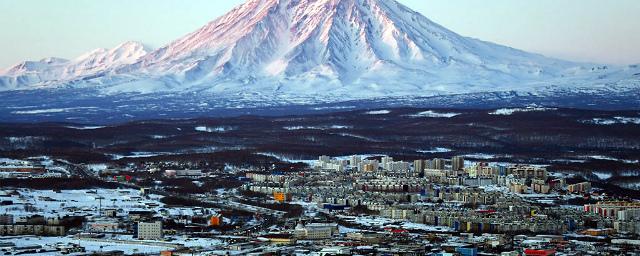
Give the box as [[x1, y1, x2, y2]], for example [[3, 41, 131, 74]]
[[0, 0, 639, 120]]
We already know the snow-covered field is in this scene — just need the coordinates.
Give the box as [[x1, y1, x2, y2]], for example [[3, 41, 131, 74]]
[[462, 153, 512, 160], [283, 125, 352, 130], [592, 171, 613, 180], [417, 147, 453, 154], [582, 155, 639, 164], [64, 125, 106, 130], [195, 126, 234, 133], [489, 107, 557, 115], [1, 234, 226, 255], [365, 110, 391, 115], [337, 215, 453, 232], [11, 107, 99, 115], [409, 110, 460, 118], [2, 235, 174, 255], [0, 189, 209, 218], [581, 116, 640, 125]]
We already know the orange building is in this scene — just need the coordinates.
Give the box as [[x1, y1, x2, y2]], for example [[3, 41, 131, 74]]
[[273, 192, 292, 203], [209, 215, 221, 226]]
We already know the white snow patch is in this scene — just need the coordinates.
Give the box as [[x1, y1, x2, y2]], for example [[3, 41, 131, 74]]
[[417, 147, 453, 153], [5, 236, 174, 255], [489, 107, 557, 115], [195, 126, 233, 132], [85, 164, 108, 172], [592, 171, 613, 180], [581, 117, 640, 125], [65, 125, 106, 130], [463, 153, 499, 160], [365, 110, 391, 115], [283, 125, 352, 130], [410, 110, 460, 118], [583, 155, 639, 164], [264, 59, 288, 75], [12, 107, 98, 115]]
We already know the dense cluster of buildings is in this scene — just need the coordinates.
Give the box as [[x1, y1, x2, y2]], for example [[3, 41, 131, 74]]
[[0, 153, 639, 255], [240, 154, 640, 254]]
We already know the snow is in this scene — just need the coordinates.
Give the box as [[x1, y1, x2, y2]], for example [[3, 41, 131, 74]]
[[581, 155, 639, 164], [592, 171, 613, 180], [85, 164, 108, 173], [463, 153, 499, 160], [1, 41, 149, 90], [339, 215, 452, 232], [12, 107, 98, 115], [365, 110, 391, 115], [0, 158, 26, 164], [620, 170, 640, 177], [338, 225, 361, 234], [0, 0, 638, 115], [111, 152, 174, 160], [195, 126, 233, 132], [581, 117, 640, 125], [65, 125, 106, 130], [256, 152, 316, 165], [410, 110, 460, 118], [4, 235, 174, 255], [0, 189, 209, 219], [417, 147, 453, 154], [489, 107, 557, 115], [283, 125, 352, 130]]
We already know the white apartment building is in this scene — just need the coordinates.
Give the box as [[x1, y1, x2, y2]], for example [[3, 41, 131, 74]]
[[136, 221, 162, 240]]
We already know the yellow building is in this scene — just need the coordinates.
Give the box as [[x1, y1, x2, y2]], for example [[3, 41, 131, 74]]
[[273, 192, 292, 203], [262, 234, 296, 245]]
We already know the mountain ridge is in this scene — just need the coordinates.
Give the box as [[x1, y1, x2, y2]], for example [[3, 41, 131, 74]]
[[0, 0, 638, 118]]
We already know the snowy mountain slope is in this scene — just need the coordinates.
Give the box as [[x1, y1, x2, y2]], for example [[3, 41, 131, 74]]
[[0, 0, 638, 110], [0, 41, 150, 90], [121, 0, 579, 93]]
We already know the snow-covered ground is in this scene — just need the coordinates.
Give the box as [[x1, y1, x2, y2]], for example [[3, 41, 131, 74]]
[[2, 235, 174, 255], [581, 116, 640, 125], [409, 110, 460, 118], [11, 107, 99, 115], [489, 107, 557, 115], [592, 171, 613, 180], [365, 110, 391, 115], [581, 155, 639, 164], [0, 189, 210, 218], [256, 152, 316, 165], [337, 215, 452, 232], [283, 125, 352, 130], [2, 233, 226, 255], [417, 147, 453, 154], [64, 125, 106, 130], [0, 0, 638, 122], [462, 153, 512, 160], [195, 126, 234, 133], [110, 151, 177, 160]]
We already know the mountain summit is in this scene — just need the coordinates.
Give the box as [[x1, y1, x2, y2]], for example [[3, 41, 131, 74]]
[[0, 0, 638, 122], [125, 0, 576, 93]]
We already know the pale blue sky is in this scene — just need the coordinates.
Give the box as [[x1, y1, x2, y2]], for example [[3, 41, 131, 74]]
[[1, 0, 639, 68]]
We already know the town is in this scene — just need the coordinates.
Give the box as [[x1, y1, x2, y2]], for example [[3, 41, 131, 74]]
[[1, 154, 639, 256]]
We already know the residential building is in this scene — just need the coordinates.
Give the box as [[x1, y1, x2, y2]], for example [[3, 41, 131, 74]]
[[136, 221, 163, 240]]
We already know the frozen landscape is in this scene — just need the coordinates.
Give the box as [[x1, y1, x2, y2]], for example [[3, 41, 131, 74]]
[[0, 0, 638, 123], [1, 0, 639, 255]]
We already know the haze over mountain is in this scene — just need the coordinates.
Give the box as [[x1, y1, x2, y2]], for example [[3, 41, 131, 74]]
[[0, 0, 638, 123]]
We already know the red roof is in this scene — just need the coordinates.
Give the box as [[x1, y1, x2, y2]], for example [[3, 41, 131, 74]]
[[524, 249, 556, 256]]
